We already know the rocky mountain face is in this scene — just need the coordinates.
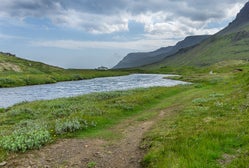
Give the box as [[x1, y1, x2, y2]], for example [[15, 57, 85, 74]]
[[220, 1, 249, 34], [113, 35, 210, 69]]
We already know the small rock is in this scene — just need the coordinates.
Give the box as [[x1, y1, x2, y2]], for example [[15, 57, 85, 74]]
[[46, 158, 53, 162], [0, 161, 7, 167], [85, 145, 88, 148], [94, 152, 103, 158], [0, 161, 7, 166], [107, 151, 112, 154], [81, 158, 89, 162], [29, 161, 34, 165]]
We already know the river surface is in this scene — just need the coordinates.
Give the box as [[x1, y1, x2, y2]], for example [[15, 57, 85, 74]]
[[0, 74, 188, 108]]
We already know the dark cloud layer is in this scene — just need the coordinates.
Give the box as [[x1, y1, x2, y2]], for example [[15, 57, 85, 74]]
[[1, 0, 247, 18], [0, 0, 248, 35]]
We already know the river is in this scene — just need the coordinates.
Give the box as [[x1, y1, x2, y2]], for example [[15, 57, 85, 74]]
[[0, 74, 188, 108]]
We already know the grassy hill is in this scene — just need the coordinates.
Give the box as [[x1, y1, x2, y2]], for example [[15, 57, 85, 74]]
[[0, 52, 63, 73], [145, 25, 249, 69], [0, 52, 130, 87]]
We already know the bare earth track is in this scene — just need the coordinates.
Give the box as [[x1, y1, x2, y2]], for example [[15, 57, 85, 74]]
[[5, 107, 176, 168]]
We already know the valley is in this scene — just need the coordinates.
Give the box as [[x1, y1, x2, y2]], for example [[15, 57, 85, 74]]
[[1, 1, 249, 168]]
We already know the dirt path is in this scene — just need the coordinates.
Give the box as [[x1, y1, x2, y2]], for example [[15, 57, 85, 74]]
[[4, 109, 170, 168]]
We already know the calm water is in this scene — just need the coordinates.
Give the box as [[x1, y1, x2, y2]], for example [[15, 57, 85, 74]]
[[0, 74, 188, 108]]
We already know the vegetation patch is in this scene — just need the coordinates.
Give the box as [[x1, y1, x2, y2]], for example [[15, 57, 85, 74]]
[[0, 122, 51, 152], [0, 86, 185, 161], [1, 55, 249, 167], [141, 62, 249, 168]]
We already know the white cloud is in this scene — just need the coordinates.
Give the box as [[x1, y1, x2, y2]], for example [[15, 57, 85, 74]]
[[32, 38, 177, 51], [50, 9, 129, 34], [0, 33, 27, 39]]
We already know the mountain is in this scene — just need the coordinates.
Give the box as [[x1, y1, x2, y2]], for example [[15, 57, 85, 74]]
[[112, 46, 173, 69], [113, 35, 210, 69], [220, 1, 249, 34], [145, 1, 249, 68]]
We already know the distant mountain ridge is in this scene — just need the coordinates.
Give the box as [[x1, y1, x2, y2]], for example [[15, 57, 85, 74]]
[[113, 35, 210, 69], [112, 46, 173, 69]]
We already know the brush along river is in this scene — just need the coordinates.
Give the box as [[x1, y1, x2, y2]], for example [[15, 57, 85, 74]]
[[0, 74, 188, 108]]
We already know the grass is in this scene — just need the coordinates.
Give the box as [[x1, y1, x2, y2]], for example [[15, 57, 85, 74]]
[[0, 86, 187, 161], [1, 55, 249, 167], [141, 62, 249, 168]]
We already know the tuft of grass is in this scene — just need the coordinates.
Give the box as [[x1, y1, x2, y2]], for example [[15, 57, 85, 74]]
[[87, 161, 97, 168]]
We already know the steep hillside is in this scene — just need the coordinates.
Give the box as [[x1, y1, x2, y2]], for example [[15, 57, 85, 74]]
[[220, 1, 249, 34], [0, 52, 129, 87], [146, 1, 249, 68], [0, 52, 63, 73], [113, 35, 210, 69]]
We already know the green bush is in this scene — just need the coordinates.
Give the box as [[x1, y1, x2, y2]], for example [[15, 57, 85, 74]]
[[0, 108, 4, 113], [0, 126, 51, 152], [192, 97, 210, 104], [55, 118, 82, 134]]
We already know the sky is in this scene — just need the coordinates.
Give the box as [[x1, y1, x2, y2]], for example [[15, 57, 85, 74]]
[[0, 0, 248, 69]]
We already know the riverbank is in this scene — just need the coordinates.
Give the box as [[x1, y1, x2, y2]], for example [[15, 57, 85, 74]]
[[0, 51, 136, 88], [1, 60, 249, 167], [0, 69, 133, 88]]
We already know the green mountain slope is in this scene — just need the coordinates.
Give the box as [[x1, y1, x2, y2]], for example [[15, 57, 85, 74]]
[[148, 30, 249, 67], [113, 35, 210, 69], [0, 52, 63, 73], [145, 2, 249, 68]]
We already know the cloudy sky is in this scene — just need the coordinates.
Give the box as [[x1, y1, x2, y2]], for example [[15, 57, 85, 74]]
[[0, 0, 248, 68]]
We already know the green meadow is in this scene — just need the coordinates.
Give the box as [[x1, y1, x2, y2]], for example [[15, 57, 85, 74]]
[[1, 59, 249, 167]]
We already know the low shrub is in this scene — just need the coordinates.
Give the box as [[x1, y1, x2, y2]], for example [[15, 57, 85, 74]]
[[55, 118, 81, 135], [0, 125, 51, 152], [192, 97, 210, 104]]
